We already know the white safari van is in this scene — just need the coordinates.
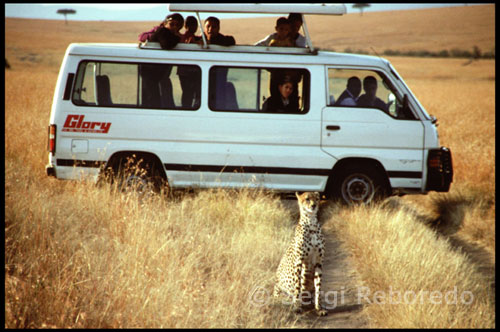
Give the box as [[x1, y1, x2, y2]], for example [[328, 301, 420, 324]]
[[46, 4, 453, 204]]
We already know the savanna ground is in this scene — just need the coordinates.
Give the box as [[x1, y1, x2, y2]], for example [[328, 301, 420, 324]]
[[5, 5, 495, 328]]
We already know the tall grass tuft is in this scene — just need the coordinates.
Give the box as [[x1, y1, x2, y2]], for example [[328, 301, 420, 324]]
[[322, 201, 495, 328], [5, 167, 306, 328]]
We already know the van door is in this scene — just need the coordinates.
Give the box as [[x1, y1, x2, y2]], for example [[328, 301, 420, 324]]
[[322, 68, 425, 190], [165, 65, 334, 192]]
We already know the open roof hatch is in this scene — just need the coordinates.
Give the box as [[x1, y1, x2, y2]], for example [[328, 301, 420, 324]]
[[168, 3, 346, 52]]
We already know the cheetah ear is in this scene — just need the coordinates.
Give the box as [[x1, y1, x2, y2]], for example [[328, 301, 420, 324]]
[[295, 192, 301, 199], [314, 192, 320, 200]]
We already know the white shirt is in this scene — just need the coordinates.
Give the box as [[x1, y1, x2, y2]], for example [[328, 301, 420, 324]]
[[339, 89, 358, 106], [294, 34, 306, 48]]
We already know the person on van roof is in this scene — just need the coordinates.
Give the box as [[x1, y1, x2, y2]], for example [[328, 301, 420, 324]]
[[357, 76, 391, 112], [257, 17, 294, 47], [255, 13, 306, 48], [287, 13, 306, 47], [202, 16, 236, 46], [181, 16, 201, 44], [262, 75, 299, 113], [139, 13, 183, 49], [335, 76, 362, 106]]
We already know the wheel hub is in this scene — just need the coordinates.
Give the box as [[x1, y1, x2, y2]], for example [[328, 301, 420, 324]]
[[342, 174, 375, 203]]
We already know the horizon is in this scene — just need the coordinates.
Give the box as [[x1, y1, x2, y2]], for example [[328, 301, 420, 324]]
[[5, 3, 482, 22]]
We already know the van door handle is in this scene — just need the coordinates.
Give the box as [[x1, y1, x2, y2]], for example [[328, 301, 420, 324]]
[[326, 125, 341, 131]]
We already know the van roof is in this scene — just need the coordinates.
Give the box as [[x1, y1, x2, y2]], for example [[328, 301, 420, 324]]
[[168, 3, 346, 15], [67, 42, 389, 69]]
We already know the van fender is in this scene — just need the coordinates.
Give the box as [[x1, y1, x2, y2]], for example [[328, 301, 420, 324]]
[[101, 151, 168, 192]]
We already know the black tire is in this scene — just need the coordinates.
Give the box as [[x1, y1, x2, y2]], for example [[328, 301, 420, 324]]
[[101, 154, 169, 196], [332, 165, 389, 205]]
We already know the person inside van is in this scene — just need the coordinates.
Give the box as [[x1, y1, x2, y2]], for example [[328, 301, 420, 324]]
[[139, 14, 184, 108], [202, 16, 236, 46], [181, 16, 201, 44], [334, 76, 362, 106], [262, 75, 299, 113], [177, 16, 202, 108], [288, 13, 307, 47], [357, 76, 391, 112], [255, 17, 294, 47]]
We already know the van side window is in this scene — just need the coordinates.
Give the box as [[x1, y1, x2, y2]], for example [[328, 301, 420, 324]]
[[72, 61, 201, 110], [328, 68, 416, 120], [209, 66, 310, 114]]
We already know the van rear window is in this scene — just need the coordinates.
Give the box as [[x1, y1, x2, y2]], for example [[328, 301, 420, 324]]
[[72, 61, 201, 110], [209, 66, 310, 114]]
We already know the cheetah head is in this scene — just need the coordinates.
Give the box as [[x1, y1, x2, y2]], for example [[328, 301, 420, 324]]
[[296, 191, 321, 214]]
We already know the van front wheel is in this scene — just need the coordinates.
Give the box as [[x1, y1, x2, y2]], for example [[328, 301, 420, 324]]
[[333, 167, 388, 205]]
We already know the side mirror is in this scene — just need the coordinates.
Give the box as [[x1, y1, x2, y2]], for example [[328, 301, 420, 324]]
[[388, 93, 396, 116], [430, 115, 439, 126]]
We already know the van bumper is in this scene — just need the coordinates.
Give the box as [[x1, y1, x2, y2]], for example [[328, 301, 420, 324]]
[[425, 147, 453, 192], [46, 164, 56, 177]]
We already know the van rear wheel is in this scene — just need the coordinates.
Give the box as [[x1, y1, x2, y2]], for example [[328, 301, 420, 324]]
[[101, 154, 169, 197], [333, 166, 388, 205]]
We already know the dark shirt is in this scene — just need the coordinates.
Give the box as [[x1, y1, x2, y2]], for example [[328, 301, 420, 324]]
[[205, 33, 236, 46], [357, 94, 388, 112], [262, 95, 299, 113], [150, 27, 180, 50]]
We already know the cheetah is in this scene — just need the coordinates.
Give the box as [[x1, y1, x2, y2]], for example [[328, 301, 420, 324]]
[[274, 192, 328, 316]]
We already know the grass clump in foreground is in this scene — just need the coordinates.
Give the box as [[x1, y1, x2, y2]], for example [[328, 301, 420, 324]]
[[5, 171, 308, 328], [322, 191, 495, 328]]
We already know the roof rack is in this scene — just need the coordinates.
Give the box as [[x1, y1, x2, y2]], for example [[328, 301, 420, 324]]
[[168, 3, 346, 53], [139, 41, 316, 55]]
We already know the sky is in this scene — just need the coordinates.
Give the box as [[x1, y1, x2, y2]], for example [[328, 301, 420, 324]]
[[5, 3, 480, 22]]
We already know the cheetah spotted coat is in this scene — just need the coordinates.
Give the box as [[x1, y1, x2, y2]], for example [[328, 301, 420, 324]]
[[274, 192, 327, 316]]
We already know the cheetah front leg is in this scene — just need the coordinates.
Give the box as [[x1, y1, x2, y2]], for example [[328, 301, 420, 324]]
[[292, 262, 306, 313], [314, 263, 328, 316]]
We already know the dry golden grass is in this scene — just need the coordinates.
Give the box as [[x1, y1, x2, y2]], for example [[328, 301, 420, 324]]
[[322, 201, 495, 328], [307, 4, 495, 54], [5, 176, 301, 328], [5, 5, 495, 328]]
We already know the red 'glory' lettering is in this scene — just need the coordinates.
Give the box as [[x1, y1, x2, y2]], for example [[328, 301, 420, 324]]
[[62, 114, 111, 133]]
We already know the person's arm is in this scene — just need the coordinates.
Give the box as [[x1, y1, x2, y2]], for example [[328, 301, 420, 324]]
[[254, 33, 275, 46], [153, 28, 180, 50], [223, 35, 236, 46], [138, 26, 159, 42]]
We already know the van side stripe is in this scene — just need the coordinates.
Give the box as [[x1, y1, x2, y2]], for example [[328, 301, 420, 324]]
[[56, 160, 422, 179], [387, 171, 422, 179], [164, 163, 331, 176], [57, 159, 105, 168]]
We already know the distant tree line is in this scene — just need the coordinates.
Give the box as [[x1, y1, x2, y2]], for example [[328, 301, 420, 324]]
[[381, 46, 494, 59], [324, 46, 495, 59]]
